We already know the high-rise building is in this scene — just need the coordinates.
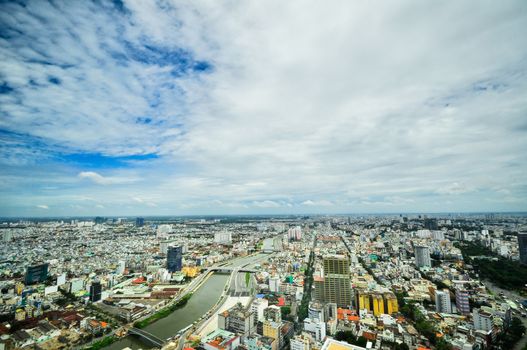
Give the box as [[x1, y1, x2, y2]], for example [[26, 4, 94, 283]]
[[415, 245, 432, 268], [250, 298, 269, 325], [269, 276, 280, 293], [303, 318, 326, 342], [308, 301, 325, 322], [89, 281, 102, 302], [218, 302, 254, 337], [518, 233, 527, 265], [135, 217, 144, 227], [473, 308, 493, 331], [455, 288, 470, 315], [384, 293, 399, 314], [262, 320, 282, 347], [372, 294, 384, 316], [435, 289, 452, 314], [25, 263, 49, 285], [167, 246, 183, 272], [323, 255, 352, 307], [287, 226, 302, 241]]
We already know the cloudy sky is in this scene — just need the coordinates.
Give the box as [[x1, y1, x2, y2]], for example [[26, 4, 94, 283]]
[[1, 1, 526, 217]]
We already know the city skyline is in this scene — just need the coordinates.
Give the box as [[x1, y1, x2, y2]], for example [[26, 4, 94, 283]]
[[1, 1, 527, 216]]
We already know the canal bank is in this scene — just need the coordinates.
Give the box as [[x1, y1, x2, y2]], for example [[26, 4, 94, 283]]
[[104, 273, 230, 350]]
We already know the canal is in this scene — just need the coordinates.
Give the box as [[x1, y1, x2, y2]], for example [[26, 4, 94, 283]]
[[105, 253, 269, 349], [106, 273, 229, 350]]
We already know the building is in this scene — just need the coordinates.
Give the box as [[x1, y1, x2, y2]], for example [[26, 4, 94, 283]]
[[167, 246, 183, 272], [303, 318, 326, 342], [290, 334, 311, 350], [473, 308, 493, 332], [25, 263, 49, 285], [384, 293, 399, 314], [323, 255, 352, 307], [435, 289, 452, 314], [135, 217, 144, 227], [264, 305, 282, 323], [250, 298, 269, 325], [415, 245, 432, 268], [89, 281, 102, 302], [202, 329, 240, 350], [372, 294, 385, 317], [288, 226, 302, 241], [357, 291, 371, 311], [218, 302, 254, 337], [308, 301, 325, 322], [262, 320, 282, 347], [518, 233, 527, 265], [245, 335, 275, 350], [269, 276, 281, 293], [215, 231, 233, 244], [320, 337, 367, 350], [455, 288, 470, 315]]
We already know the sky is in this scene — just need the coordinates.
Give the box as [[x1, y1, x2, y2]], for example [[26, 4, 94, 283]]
[[1, 1, 527, 217]]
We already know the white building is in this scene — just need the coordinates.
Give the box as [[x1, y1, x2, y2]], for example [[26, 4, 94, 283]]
[[435, 289, 452, 314], [250, 298, 269, 323], [303, 318, 326, 342], [415, 245, 432, 268], [269, 277, 280, 293], [473, 308, 493, 332], [215, 231, 232, 244]]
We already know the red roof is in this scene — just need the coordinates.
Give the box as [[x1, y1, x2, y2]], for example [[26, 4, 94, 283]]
[[277, 297, 285, 306]]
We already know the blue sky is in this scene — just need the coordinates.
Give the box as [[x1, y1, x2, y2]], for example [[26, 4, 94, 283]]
[[1, 1, 527, 217]]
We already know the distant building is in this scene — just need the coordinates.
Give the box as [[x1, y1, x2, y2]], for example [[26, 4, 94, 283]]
[[25, 263, 49, 285], [94, 216, 105, 224], [518, 233, 527, 265], [455, 288, 470, 315], [135, 217, 144, 227], [304, 318, 326, 342], [167, 246, 183, 272], [290, 334, 311, 350], [215, 231, 232, 244], [269, 276, 281, 293], [323, 255, 352, 307], [89, 281, 102, 302], [287, 226, 302, 241], [435, 289, 452, 314], [415, 245, 432, 268]]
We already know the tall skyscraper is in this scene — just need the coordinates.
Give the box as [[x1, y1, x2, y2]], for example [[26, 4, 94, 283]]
[[135, 217, 144, 227], [518, 233, 527, 265], [25, 263, 49, 285], [167, 246, 183, 272], [415, 245, 432, 268], [435, 289, 452, 314], [89, 281, 102, 302], [323, 255, 352, 307]]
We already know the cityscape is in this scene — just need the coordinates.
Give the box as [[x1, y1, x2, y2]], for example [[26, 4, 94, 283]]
[[0, 215, 526, 350], [1, 2, 527, 350]]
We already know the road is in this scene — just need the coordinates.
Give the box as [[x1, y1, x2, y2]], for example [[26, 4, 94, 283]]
[[484, 281, 527, 350]]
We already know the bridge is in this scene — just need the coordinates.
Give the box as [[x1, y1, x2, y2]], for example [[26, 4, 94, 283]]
[[128, 327, 165, 348], [207, 266, 257, 273]]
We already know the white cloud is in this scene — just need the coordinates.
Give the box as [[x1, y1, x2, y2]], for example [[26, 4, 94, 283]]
[[36, 205, 49, 209], [1, 1, 527, 215], [252, 200, 281, 208], [78, 172, 138, 185]]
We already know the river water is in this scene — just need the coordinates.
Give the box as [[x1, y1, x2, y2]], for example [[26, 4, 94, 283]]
[[105, 273, 229, 350], [105, 253, 269, 350]]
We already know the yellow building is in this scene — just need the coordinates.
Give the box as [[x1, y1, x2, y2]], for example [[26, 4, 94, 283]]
[[15, 308, 26, 321], [384, 293, 399, 314], [15, 282, 24, 295], [372, 294, 384, 316], [263, 320, 281, 341], [182, 266, 200, 278], [357, 292, 371, 311]]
